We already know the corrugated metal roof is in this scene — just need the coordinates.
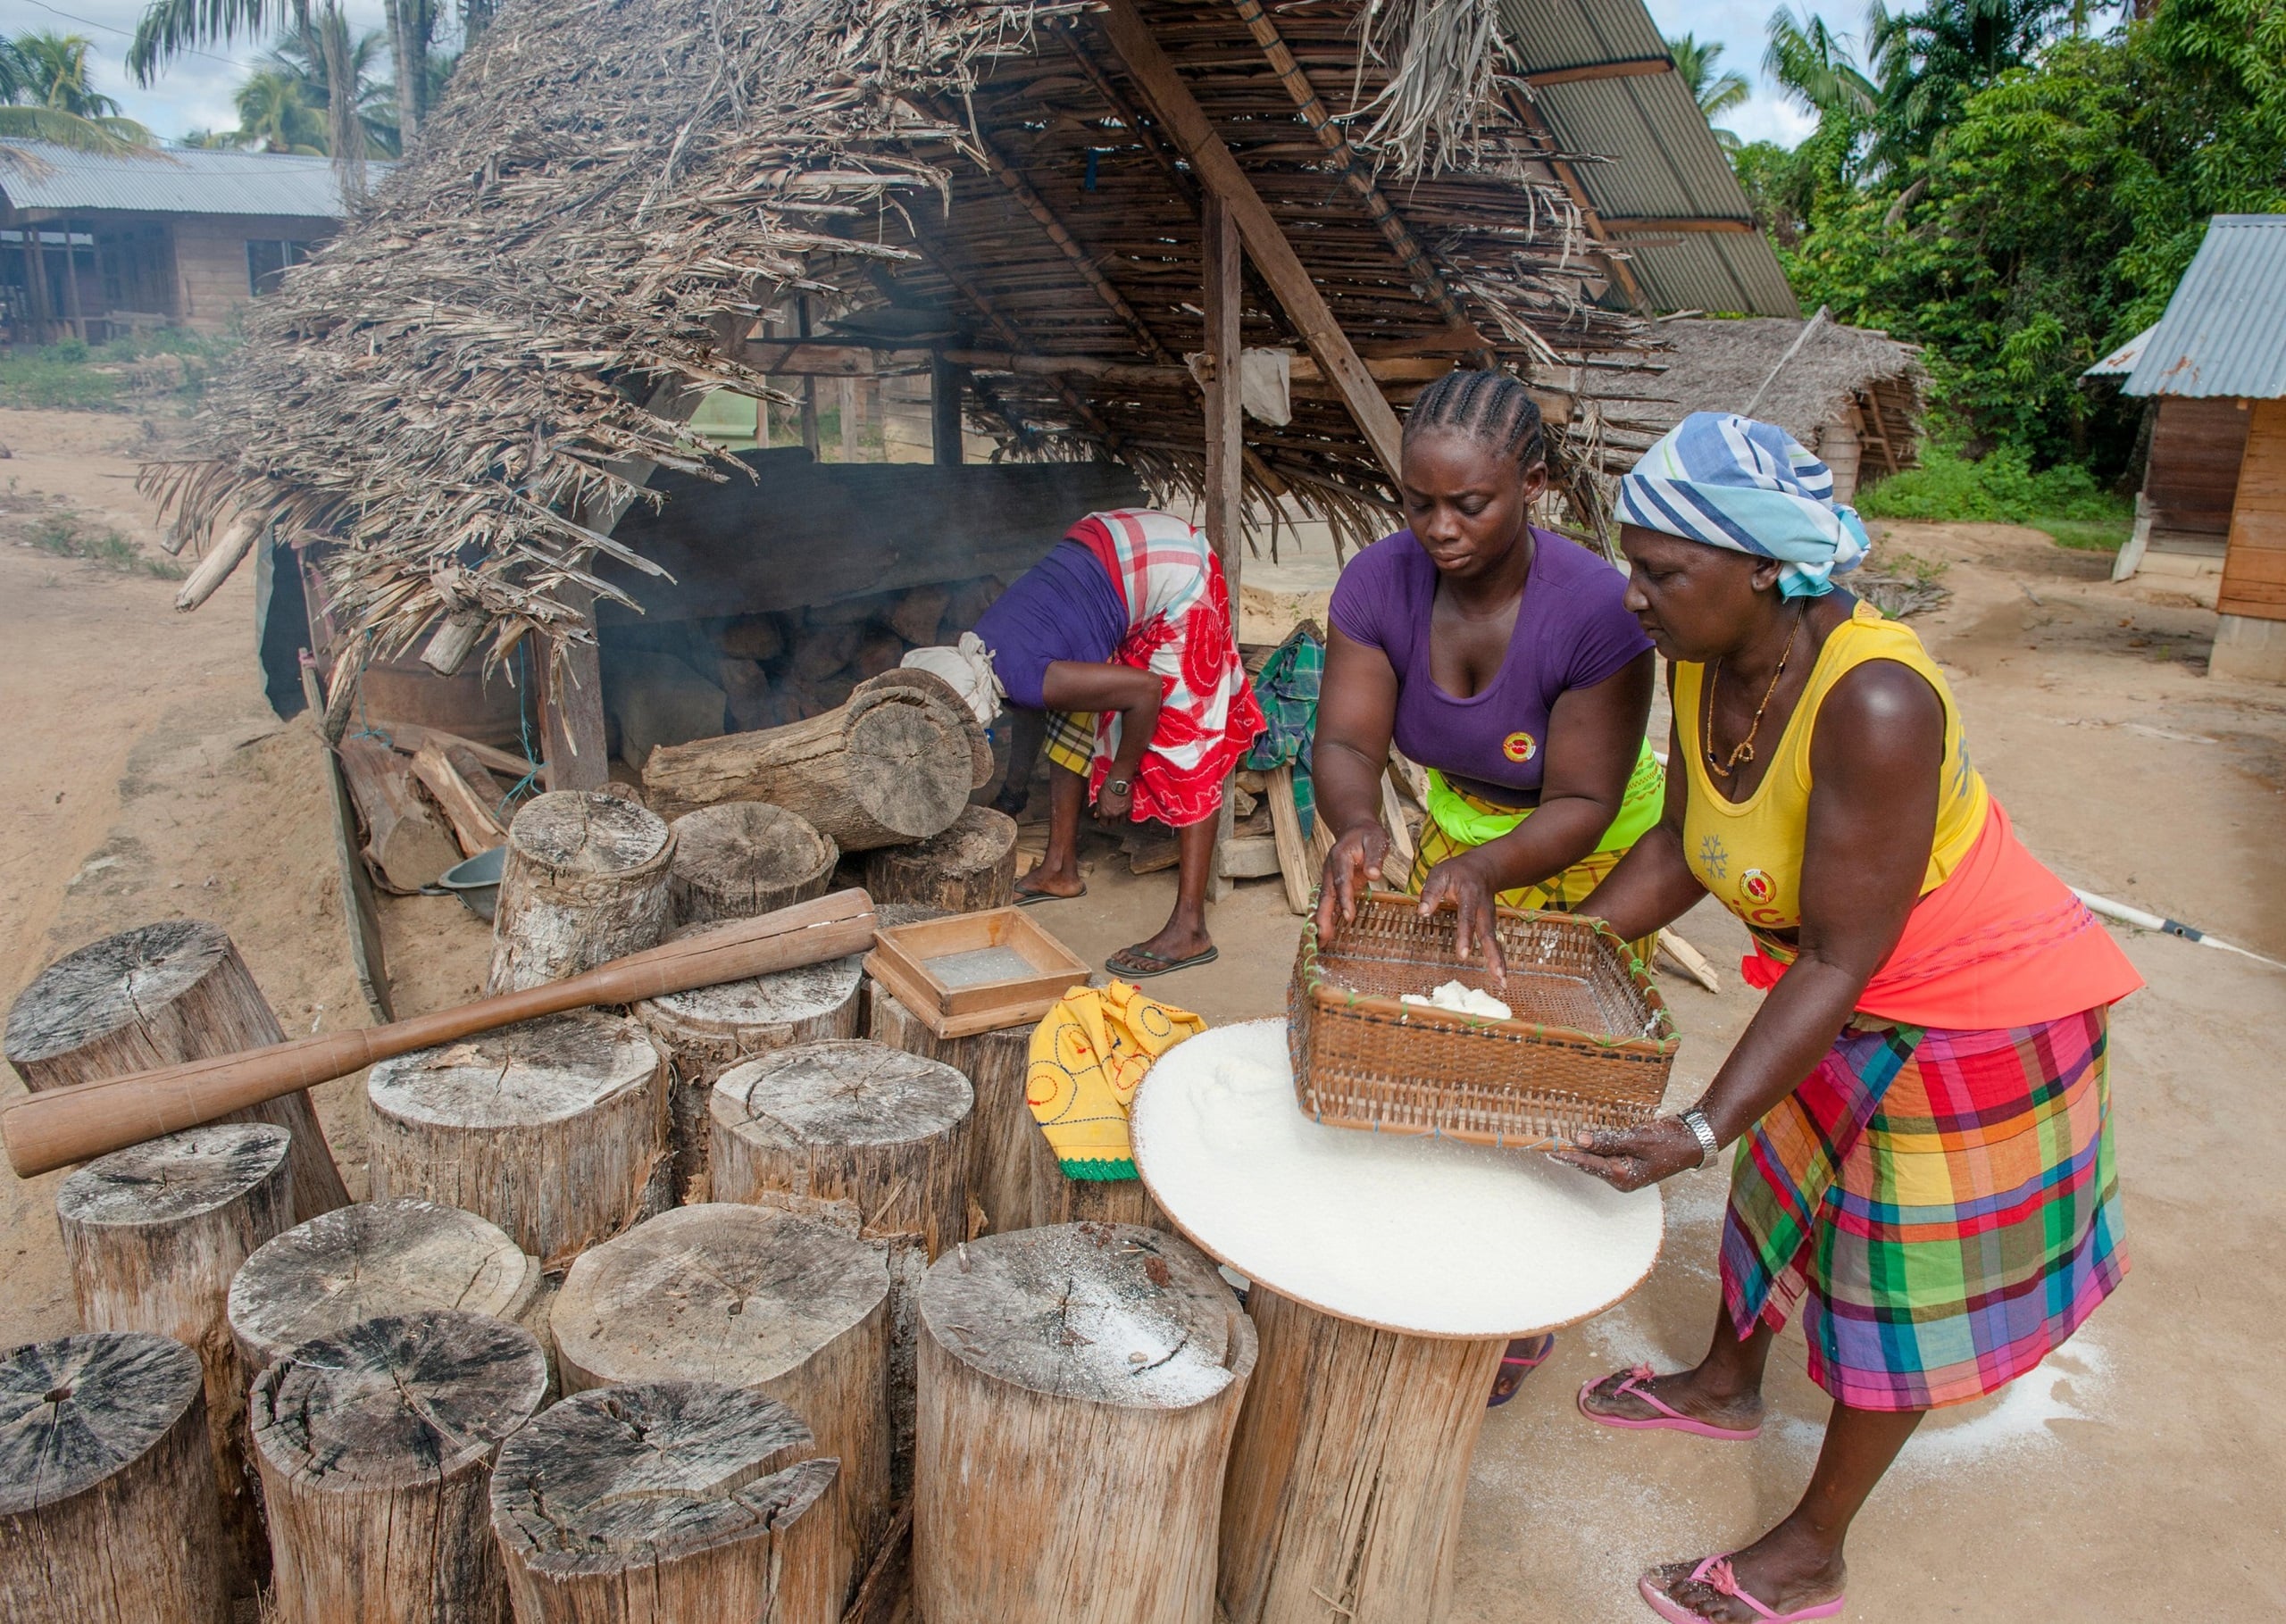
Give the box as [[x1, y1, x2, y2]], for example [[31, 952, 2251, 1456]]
[[1498, 0, 1798, 316], [2083, 322, 2156, 378], [2123, 216, 2286, 399], [0, 142, 361, 220]]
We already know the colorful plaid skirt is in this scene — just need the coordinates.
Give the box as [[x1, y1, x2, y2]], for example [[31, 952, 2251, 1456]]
[[1722, 1006, 2126, 1411]]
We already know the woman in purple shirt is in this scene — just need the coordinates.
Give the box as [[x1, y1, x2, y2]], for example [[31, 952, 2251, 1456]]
[[1313, 369, 1662, 1403]]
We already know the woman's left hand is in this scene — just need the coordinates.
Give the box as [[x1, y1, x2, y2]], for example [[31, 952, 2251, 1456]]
[[1414, 852, 1507, 983], [1548, 1118, 1708, 1192], [1094, 779, 1135, 823]]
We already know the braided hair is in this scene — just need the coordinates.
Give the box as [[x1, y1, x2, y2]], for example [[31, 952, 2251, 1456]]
[[1402, 368, 1547, 471]]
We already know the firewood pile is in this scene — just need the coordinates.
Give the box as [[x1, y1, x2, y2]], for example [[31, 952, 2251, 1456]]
[[705, 576, 1003, 734]]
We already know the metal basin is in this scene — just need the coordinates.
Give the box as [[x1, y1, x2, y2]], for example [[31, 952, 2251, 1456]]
[[439, 846, 506, 922]]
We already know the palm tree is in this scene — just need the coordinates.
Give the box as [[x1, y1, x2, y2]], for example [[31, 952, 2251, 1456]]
[[265, 23, 401, 155], [0, 31, 161, 155], [1865, 0, 2067, 167], [1763, 5, 1878, 125], [1667, 33, 1752, 148], [222, 67, 329, 154], [129, 0, 368, 194]]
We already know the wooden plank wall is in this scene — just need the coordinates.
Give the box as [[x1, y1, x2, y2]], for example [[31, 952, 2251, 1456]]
[[2146, 396, 2249, 540], [169, 214, 329, 331], [2218, 398, 2286, 622]]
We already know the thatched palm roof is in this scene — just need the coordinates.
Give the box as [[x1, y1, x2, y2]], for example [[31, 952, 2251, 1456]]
[[147, 0, 1656, 669]]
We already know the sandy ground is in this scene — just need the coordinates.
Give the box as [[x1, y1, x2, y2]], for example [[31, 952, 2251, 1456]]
[[3, 401, 2282, 1620]]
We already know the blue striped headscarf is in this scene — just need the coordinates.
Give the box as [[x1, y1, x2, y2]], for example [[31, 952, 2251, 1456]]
[[1614, 412, 1870, 599]]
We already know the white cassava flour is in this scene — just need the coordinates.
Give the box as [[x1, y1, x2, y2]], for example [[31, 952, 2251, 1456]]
[[1130, 1020, 1664, 1337], [1400, 979, 1514, 1020]]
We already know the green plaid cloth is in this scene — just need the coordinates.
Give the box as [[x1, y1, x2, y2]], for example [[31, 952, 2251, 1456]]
[[1241, 624, 1322, 835]]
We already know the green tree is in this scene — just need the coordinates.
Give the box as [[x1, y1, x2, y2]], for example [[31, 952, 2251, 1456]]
[[221, 66, 328, 154], [0, 31, 160, 154], [1865, 0, 2069, 168], [1668, 33, 1752, 148], [263, 23, 401, 154], [1740, 7, 1878, 242], [129, 0, 368, 192]]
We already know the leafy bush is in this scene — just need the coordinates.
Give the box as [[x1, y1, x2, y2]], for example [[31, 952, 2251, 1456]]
[[1861, 442, 2129, 520], [0, 329, 234, 412], [0, 346, 122, 410], [24, 511, 187, 579]]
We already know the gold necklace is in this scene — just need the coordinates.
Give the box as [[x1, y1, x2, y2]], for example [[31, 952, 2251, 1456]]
[[1703, 605, 1805, 780]]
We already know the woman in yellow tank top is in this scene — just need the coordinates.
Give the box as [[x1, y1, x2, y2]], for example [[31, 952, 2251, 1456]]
[[1544, 414, 2140, 1624]]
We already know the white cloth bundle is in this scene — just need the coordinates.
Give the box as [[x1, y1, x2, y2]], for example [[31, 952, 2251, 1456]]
[[901, 631, 1004, 728]]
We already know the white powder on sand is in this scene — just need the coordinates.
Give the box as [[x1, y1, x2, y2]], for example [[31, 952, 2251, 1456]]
[[1401, 979, 1514, 1020], [1130, 1020, 1664, 1337]]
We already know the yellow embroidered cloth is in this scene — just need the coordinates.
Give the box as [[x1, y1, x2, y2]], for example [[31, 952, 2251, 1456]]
[[1025, 980, 1205, 1180]]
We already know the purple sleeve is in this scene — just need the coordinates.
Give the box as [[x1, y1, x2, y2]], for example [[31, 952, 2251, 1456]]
[[1557, 542, 1653, 690], [1327, 535, 1397, 650]]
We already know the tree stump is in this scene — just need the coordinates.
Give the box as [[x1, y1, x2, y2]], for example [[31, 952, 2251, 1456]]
[[365, 1012, 670, 1270], [643, 671, 982, 852], [56, 1124, 294, 1594], [1214, 1288, 1505, 1624], [228, 1197, 543, 1377], [668, 802, 838, 926], [550, 1203, 892, 1613], [4, 919, 349, 1221], [914, 1223, 1256, 1624], [251, 1309, 549, 1624], [487, 791, 675, 994], [0, 1331, 228, 1623], [860, 805, 1018, 913], [489, 1382, 841, 1624], [871, 989, 1166, 1235], [634, 955, 864, 1204]]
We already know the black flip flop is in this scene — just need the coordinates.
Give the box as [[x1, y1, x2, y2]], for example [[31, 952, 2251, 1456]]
[[1014, 884, 1086, 907], [1105, 944, 1218, 979]]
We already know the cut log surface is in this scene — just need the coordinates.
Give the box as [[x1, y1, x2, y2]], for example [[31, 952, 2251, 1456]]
[[228, 1196, 541, 1377], [56, 1123, 294, 1595], [487, 791, 675, 994], [489, 1382, 841, 1624], [860, 804, 1018, 913], [0, 1331, 228, 1624], [338, 734, 464, 891], [643, 672, 980, 852], [550, 1203, 892, 1612], [635, 954, 864, 1204], [914, 1223, 1256, 1624], [251, 1309, 548, 1624], [410, 739, 509, 857], [1216, 1288, 1504, 1624], [365, 1012, 669, 1269], [4, 919, 349, 1220], [667, 802, 837, 926]]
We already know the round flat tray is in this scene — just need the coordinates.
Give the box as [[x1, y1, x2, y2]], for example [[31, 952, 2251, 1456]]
[[1131, 1020, 1664, 1339]]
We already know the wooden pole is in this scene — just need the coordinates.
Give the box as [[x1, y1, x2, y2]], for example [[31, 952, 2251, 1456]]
[[0, 1332, 229, 1623], [56, 1124, 294, 1595], [550, 1203, 894, 1613], [667, 802, 837, 926], [1201, 191, 1246, 905], [1216, 1287, 1505, 1624], [487, 790, 675, 994], [251, 1309, 548, 1624], [931, 354, 965, 466], [636, 954, 865, 1203], [489, 1382, 842, 1624], [228, 1195, 541, 1378], [538, 590, 610, 793], [860, 805, 1019, 913], [913, 1224, 1256, 1624], [798, 297, 822, 459], [365, 1011, 671, 1270], [4, 920, 350, 1221]]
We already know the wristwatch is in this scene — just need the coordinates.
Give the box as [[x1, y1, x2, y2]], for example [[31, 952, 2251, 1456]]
[[1105, 777, 1133, 796], [1677, 1108, 1722, 1168]]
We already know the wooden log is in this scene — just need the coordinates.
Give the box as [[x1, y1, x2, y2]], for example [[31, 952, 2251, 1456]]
[[55, 1123, 294, 1595], [550, 1203, 893, 1613], [914, 1223, 1256, 1624], [868, 988, 1027, 1237], [366, 1012, 670, 1270], [250, 1309, 548, 1624], [0, 1331, 229, 1623], [1215, 1287, 1506, 1624], [642, 672, 980, 852], [667, 802, 837, 927], [228, 1196, 541, 1377], [888, 585, 949, 645], [4, 919, 349, 1221], [634, 954, 865, 1203], [489, 1382, 841, 1624], [338, 734, 465, 891], [1264, 763, 1312, 916], [488, 791, 676, 994], [860, 804, 1018, 913], [410, 738, 509, 856]]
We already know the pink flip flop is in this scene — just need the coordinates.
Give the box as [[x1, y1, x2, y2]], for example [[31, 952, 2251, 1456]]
[[1639, 1554, 1844, 1623], [1578, 1364, 1762, 1441]]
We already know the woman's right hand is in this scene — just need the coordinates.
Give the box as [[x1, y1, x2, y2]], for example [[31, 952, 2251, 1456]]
[[1314, 821, 1392, 945]]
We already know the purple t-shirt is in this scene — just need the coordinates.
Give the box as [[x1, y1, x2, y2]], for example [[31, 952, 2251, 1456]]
[[972, 540, 1131, 711], [1328, 527, 1649, 798]]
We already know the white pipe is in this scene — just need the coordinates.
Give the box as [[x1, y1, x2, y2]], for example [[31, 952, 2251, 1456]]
[[2072, 888, 2286, 973]]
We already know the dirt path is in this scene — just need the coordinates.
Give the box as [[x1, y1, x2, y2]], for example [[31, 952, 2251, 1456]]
[[0, 414, 2280, 1619]]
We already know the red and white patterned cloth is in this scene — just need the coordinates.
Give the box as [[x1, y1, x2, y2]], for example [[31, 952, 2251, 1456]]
[[1068, 510, 1265, 829]]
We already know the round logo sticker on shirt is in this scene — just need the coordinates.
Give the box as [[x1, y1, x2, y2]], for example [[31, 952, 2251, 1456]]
[[1500, 731, 1538, 764], [1740, 869, 1775, 904]]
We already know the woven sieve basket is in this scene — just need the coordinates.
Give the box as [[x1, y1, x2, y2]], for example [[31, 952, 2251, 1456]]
[[1289, 892, 1678, 1146]]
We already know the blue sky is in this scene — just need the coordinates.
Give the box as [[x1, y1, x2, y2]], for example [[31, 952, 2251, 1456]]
[[4, 0, 1821, 149]]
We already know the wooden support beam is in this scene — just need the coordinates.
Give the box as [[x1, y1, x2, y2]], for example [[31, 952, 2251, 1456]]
[[1498, 89, 1649, 314], [932, 354, 965, 466], [1096, 0, 1404, 485], [797, 296, 822, 459], [1598, 216, 1760, 236], [1201, 196, 1245, 573], [1523, 57, 1674, 87]]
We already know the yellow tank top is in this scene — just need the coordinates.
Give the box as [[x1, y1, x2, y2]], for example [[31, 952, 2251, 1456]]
[[1676, 602, 1988, 935]]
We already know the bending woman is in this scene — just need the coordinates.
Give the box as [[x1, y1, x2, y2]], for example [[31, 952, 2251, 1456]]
[[1312, 368, 1662, 1403], [976, 508, 1264, 978], [1556, 414, 2140, 1624]]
